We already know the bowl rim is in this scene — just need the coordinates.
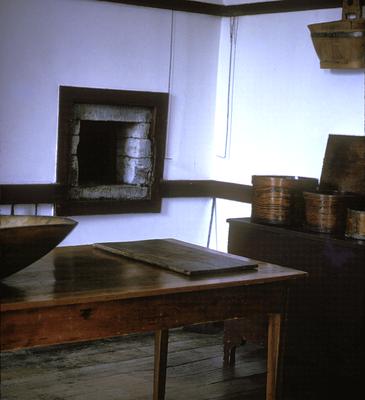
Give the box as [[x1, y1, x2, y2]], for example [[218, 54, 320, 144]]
[[0, 216, 77, 230]]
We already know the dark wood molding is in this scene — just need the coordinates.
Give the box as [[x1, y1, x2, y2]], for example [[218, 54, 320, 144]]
[[0, 184, 65, 205], [160, 180, 215, 198], [56, 199, 162, 216], [95, 0, 346, 16], [0, 180, 253, 207], [160, 180, 253, 203]]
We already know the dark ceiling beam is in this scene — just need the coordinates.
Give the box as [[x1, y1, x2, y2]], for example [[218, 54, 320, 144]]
[[95, 0, 347, 16], [227, 1, 344, 16], [96, 0, 224, 16]]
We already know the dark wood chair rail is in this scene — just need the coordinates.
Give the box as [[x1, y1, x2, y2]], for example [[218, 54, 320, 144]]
[[0, 180, 253, 206], [0, 184, 65, 205], [160, 180, 252, 203]]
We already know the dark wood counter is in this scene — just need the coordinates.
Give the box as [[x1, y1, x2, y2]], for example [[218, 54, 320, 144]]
[[227, 218, 365, 399]]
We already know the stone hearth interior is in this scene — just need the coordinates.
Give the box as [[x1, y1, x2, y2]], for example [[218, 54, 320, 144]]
[[69, 103, 154, 201]]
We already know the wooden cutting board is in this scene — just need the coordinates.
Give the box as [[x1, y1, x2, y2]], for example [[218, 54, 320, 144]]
[[94, 238, 257, 276]]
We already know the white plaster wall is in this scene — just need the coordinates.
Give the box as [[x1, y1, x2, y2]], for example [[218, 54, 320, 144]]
[[164, 12, 220, 179], [1, 2, 364, 251], [212, 8, 365, 250], [0, 0, 221, 246], [0, 0, 171, 184]]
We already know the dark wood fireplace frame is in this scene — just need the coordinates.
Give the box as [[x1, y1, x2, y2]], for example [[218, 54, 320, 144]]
[[55, 86, 169, 216]]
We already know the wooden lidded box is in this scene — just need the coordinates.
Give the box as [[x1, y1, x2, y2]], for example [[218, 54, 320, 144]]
[[308, 0, 365, 69], [251, 135, 364, 233], [251, 175, 318, 226], [346, 208, 365, 240], [303, 190, 357, 234], [319, 134, 365, 195], [303, 134, 365, 235]]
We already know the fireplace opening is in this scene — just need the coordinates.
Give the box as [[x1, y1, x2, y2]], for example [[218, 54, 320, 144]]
[[76, 119, 153, 189], [56, 86, 168, 215], [78, 121, 118, 186]]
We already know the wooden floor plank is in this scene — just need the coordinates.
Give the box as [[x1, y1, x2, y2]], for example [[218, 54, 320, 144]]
[[1, 328, 267, 400]]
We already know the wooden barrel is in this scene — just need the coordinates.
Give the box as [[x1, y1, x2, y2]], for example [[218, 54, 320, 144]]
[[303, 191, 356, 234], [346, 208, 365, 240], [251, 175, 318, 226]]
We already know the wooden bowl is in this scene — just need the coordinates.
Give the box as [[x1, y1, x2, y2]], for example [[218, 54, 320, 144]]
[[0, 216, 77, 279]]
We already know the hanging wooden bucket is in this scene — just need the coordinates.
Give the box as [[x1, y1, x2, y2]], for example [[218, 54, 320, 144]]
[[251, 175, 318, 226], [308, 0, 365, 69]]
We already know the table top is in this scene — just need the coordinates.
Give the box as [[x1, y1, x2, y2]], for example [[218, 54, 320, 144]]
[[1, 244, 306, 312]]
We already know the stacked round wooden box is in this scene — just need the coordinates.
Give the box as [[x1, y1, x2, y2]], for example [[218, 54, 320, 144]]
[[251, 135, 365, 240]]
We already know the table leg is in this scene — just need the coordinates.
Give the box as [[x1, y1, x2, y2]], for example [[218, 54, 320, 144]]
[[266, 313, 281, 400], [153, 329, 169, 400], [223, 343, 236, 367]]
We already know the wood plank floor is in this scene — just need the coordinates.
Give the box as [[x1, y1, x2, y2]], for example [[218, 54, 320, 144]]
[[1, 327, 267, 400]]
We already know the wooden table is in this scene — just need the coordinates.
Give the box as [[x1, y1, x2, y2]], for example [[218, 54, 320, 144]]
[[0, 244, 306, 400]]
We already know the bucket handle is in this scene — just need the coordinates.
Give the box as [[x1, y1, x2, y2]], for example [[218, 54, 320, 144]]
[[342, 0, 362, 20]]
